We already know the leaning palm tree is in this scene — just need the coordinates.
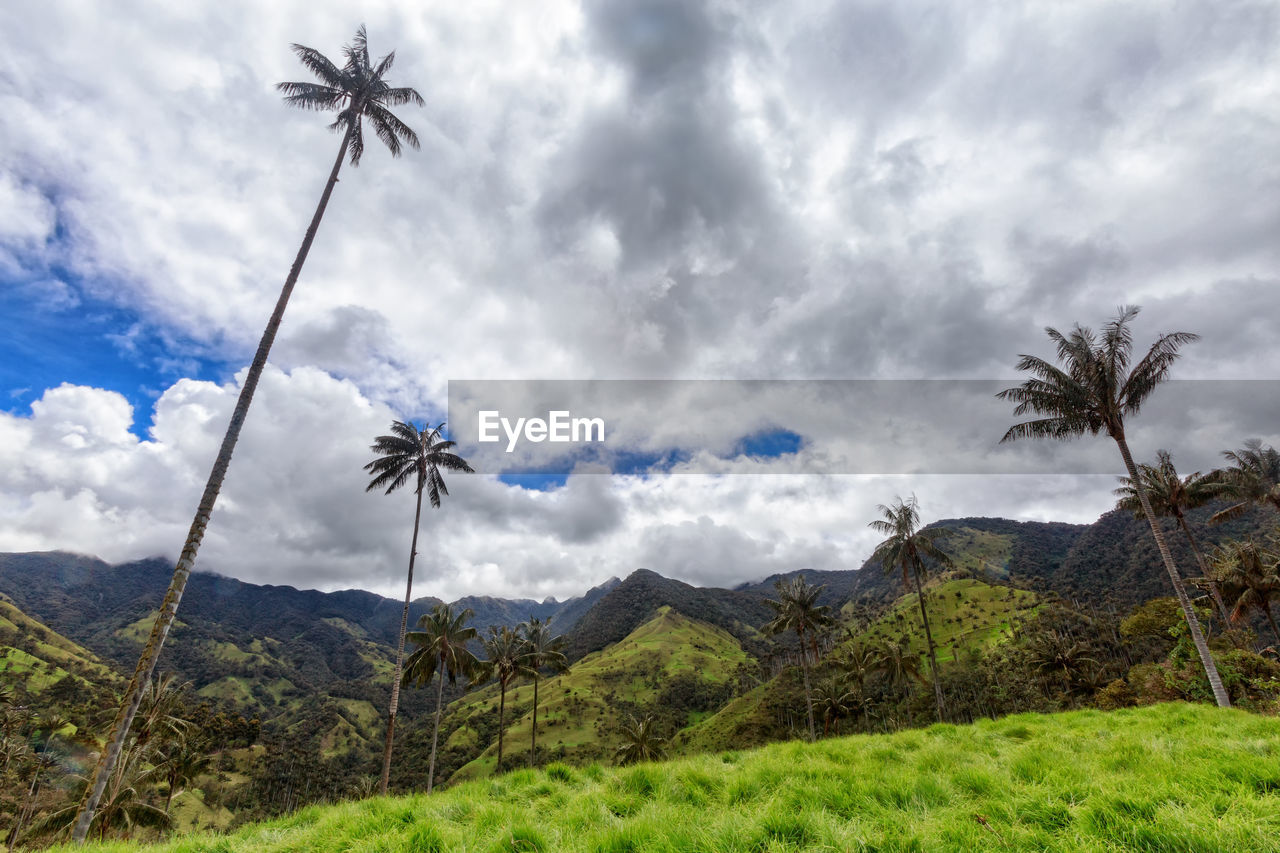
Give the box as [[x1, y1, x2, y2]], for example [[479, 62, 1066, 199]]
[[520, 616, 568, 767], [998, 305, 1229, 707], [869, 497, 952, 721], [401, 603, 480, 793], [762, 576, 833, 742], [614, 715, 666, 766], [1211, 537, 1280, 645], [365, 420, 473, 794], [1211, 440, 1280, 523], [71, 26, 425, 840], [1114, 450, 1230, 623], [471, 625, 537, 771]]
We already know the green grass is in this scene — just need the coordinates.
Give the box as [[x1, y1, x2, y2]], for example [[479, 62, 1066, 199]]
[[0, 599, 121, 692], [445, 607, 750, 778], [60, 703, 1280, 852]]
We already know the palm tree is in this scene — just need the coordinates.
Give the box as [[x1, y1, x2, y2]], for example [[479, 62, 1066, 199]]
[[1027, 630, 1099, 697], [1211, 440, 1280, 523], [7, 715, 69, 852], [762, 576, 833, 742], [1211, 537, 1280, 645], [471, 625, 537, 772], [71, 26, 425, 840], [998, 305, 1230, 707], [48, 742, 169, 842], [812, 678, 861, 737], [1114, 450, 1230, 623], [868, 497, 952, 721], [614, 715, 666, 766], [520, 616, 567, 767], [872, 637, 924, 695], [365, 420, 473, 794], [153, 736, 212, 817], [401, 603, 480, 793]]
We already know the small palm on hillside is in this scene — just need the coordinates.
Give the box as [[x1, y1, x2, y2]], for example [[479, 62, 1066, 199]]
[[402, 603, 480, 793], [614, 715, 666, 766], [1115, 450, 1230, 622], [1211, 537, 1280, 645], [763, 576, 833, 742], [869, 497, 952, 721], [813, 678, 862, 737], [1211, 440, 1280, 523], [1027, 630, 1099, 696], [43, 742, 169, 841], [873, 638, 924, 692], [521, 616, 568, 767], [153, 735, 213, 815], [471, 625, 537, 770], [365, 419, 474, 793], [998, 305, 1229, 708]]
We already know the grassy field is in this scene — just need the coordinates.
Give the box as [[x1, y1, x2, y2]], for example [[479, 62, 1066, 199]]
[[57, 702, 1280, 852]]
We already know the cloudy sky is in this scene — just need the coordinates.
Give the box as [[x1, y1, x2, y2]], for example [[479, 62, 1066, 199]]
[[2, 0, 1278, 603]]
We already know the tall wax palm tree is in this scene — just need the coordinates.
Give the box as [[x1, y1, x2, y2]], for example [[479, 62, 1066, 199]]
[[762, 576, 833, 742], [614, 715, 666, 766], [401, 603, 480, 793], [1211, 537, 1280, 644], [72, 26, 425, 841], [998, 305, 1230, 707], [1211, 440, 1280, 523], [868, 497, 952, 721], [520, 616, 567, 767], [1114, 450, 1231, 623], [471, 625, 537, 771], [366, 420, 474, 794]]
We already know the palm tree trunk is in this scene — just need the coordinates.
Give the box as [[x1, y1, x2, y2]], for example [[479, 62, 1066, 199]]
[[1178, 517, 1231, 625], [497, 683, 506, 770], [427, 656, 444, 794], [911, 561, 946, 721], [72, 131, 353, 845], [799, 628, 815, 742], [1262, 602, 1280, 646], [530, 677, 539, 767], [380, 476, 425, 795], [1115, 436, 1230, 708]]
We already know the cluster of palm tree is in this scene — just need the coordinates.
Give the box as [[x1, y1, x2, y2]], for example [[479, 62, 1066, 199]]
[[1115, 441, 1280, 647], [398, 608, 567, 789], [8, 675, 214, 845]]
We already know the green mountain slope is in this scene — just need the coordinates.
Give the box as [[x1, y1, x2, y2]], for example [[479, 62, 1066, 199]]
[[443, 607, 753, 780], [855, 577, 1040, 664], [0, 596, 122, 698], [55, 704, 1280, 853]]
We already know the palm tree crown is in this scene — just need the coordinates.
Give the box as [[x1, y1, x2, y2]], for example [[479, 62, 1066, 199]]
[[1212, 440, 1280, 523], [365, 421, 473, 505], [278, 25, 424, 166]]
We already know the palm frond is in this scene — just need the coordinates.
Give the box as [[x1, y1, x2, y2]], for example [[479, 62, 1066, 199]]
[[288, 44, 344, 87]]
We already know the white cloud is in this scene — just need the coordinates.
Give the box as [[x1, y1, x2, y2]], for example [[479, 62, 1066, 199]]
[[2, 0, 1277, 598]]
